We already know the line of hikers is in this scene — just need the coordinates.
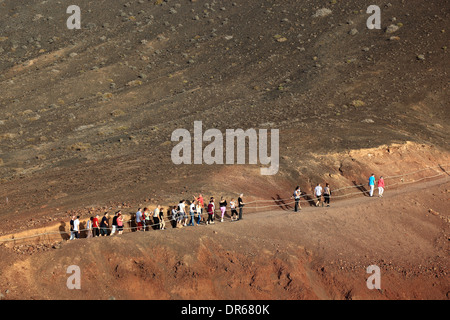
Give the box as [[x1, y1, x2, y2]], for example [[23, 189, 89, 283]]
[[292, 174, 385, 212], [69, 193, 245, 239], [69, 174, 386, 239], [292, 183, 332, 212]]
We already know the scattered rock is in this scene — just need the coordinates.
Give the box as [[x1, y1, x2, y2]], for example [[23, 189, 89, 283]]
[[417, 54, 425, 61], [428, 209, 439, 216], [351, 100, 366, 107], [312, 8, 332, 18], [348, 28, 358, 36], [386, 24, 400, 34]]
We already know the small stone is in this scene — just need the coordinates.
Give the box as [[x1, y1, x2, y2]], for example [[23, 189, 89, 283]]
[[417, 54, 425, 61], [386, 24, 399, 34], [348, 28, 358, 36], [312, 8, 332, 18]]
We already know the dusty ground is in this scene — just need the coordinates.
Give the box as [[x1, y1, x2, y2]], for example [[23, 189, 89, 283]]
[[0, 0, 449, 300], [0, 174, 448, 300]]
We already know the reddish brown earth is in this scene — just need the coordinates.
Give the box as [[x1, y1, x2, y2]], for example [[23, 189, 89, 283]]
[[0, 0, 449, 301], [0, 162, 448, 300]]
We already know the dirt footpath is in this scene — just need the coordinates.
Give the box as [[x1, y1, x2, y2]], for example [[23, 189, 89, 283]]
[[0, 177, 448, 300]]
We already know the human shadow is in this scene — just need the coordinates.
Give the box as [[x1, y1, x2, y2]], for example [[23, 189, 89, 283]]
[[79, 221, 86, 238], [59, 221, 69, 241], [128, 212, 137, 232], [302, 193, 317, 207], [271, 194, 292, 211], [353, 181, 369, 196]]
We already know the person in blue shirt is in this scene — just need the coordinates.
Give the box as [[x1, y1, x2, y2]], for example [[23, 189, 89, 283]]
[[369, 174, 375, 197], [135, 208, 143, 231]]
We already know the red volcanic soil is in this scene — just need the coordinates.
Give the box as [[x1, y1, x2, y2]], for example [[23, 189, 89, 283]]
[[0, 175, 448, 300], [0, 0, 449, 302]]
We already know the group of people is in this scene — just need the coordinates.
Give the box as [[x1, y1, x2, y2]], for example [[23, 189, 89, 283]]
[[69, 211, 125, 240], [69, 175, 387, 239], [292, 174, 386, 212], [292, 183, 332, 212], [369, 174, 385, 197], [164, 193, 245, 228], [68, 194, 246, 240]]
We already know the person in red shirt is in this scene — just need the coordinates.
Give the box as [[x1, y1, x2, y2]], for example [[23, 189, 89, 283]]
[[206, 199, 215, 225], [377, 176, 385, 197], [93, 214, 100, 237], [194, 194, 204, 223]]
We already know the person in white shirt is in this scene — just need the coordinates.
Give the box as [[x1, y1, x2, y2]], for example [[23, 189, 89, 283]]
[[171, 206, 179, 228], [195, 201, 202, 225], [293, 186, 301, 212], [189, 201, 196, 226], [73, 216, 80, 239], [153, 205, 161, 230], [314, 184, 323, 207], [178, 200, 187, 226], [230, 199, 238, 221]]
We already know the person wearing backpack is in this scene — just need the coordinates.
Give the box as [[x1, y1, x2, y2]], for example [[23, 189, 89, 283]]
[[293, 186, 301, 212]]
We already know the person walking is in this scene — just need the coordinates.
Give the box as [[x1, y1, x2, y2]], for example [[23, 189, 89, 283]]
[[219, 197, 227, 222], [206, 199, 215, 225], [117, 212, 124, 235], [314, 183, 323, 207], [178, 200, 187, 227], [323, 183, 331, 207], [93, 214, 100, 237], [378, 176, 385, 197], [188, 201, 196, 226], [100, 212, 109, 236], [111, 211, 118, 236], [293, 186, 301, 212], [171, 205, 179, 228], [195, 201, 202, 225], [86, 217, 93, 238], [143, 207, 151, 231], [159, 207, 166, 230], [194, 194, 204, 217], [73, 216, 80, 239], [230, 198, 238, 221], [69, 216, 75, 240], [238, 194, 245, 220], [153, 205, 160, 230], [135, 208, 143, 231], [369, 174, 376, 197]]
